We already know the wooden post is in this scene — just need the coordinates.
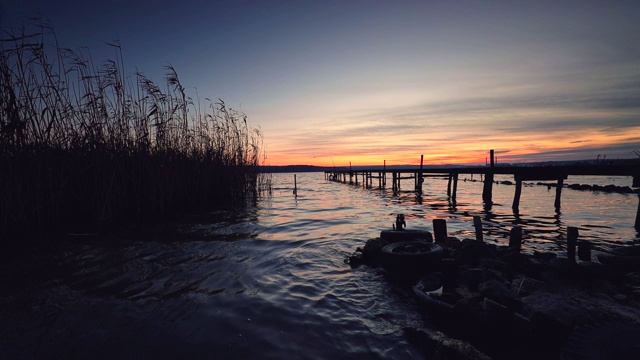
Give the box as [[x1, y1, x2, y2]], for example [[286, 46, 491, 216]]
[[567, 227, 578, 264], [294, 174, 297, 196], [554, 178, 564, 211], [417, 155, 424, 195], [473, 216, 483, 242], [482, 150, 495, 204], [433, 219, 447, 243], [509, 226, 522, 252], [392, 172, 397, 192], [452, 173, 458, 200], [383, 160, 387, 188], [636, 192, 640, 229], [447, 174, 453, 196], [512, 176, 522, 212], [578, 240, 591, 261]]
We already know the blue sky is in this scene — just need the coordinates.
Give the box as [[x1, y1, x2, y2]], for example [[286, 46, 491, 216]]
[[2, 0, 639, 165]]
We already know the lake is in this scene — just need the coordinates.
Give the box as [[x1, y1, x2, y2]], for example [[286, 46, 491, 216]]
[[1, 172, 638, 359]]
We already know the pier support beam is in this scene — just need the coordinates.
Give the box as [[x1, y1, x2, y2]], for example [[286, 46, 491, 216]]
[[447, 174, 453, 196], [392, 172, 397, 193]]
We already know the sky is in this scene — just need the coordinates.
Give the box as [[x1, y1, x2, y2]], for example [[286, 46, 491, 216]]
[[2, 0, 639, 166]]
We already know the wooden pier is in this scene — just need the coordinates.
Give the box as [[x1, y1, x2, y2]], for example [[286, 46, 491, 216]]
[[325, 151, 640, 228]]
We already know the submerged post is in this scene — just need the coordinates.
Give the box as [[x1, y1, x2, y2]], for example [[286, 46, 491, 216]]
[[482, 149, 495, 204]]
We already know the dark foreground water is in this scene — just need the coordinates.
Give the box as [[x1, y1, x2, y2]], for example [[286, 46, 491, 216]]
[[1, 172, 638, 359]]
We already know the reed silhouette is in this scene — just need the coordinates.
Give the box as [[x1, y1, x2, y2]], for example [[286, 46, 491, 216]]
[[0, 20, 269, 244]]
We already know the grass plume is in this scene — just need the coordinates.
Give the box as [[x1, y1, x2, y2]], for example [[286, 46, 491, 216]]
[[0, 20, 269, 243]]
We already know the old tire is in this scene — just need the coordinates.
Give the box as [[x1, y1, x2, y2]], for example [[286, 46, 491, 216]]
[[380, 241, 444, 273], [380, 229, 433, 243]]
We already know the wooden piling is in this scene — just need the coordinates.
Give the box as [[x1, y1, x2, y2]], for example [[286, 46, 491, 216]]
[[473, 216, 483, 242], [433, 219, 447, 243], [578, 240, 591, 261], [294, 174, 297, 196], [554, 178, 564, 211], [383, 160, 387, 188], [392, 172, 397, 192], [482, 149, 495, 203], [509, 226, 522, 252], [417, 155, 424, 194], [636, 192, 640, 229], [452, 173, 458, 200], [512, 176, 522, 212], [567, 226, 578, 264], [447, 174, 453, 196]]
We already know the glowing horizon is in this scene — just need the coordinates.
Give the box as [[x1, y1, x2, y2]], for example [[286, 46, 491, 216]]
[[4, 1, 639, 168]]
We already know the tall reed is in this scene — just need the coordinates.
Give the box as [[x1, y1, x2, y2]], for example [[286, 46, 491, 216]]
[[0, 22, 268, 243]]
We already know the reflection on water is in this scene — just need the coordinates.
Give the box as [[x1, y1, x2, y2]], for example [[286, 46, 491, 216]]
[[1, 172, 638, 358]]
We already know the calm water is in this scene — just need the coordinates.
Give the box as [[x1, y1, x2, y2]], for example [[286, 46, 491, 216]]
[[2, 172, 638, 359]]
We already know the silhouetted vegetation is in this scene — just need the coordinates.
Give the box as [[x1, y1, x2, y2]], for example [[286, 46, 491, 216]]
[[0, 21, 269, 243]]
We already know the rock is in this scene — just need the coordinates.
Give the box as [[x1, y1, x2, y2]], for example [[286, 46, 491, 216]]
[[478, 279, 522, 311], [403, 327, 492, 360], [362, 238, 384, 263], [590, 279, 620, 295], [613, 293, 628, 303], [623, 271, 640, 286], [444, 236, 462, 249], [532, 251, 556, 261], [511, 276, 547, 297], [459, 268, 486, 290], [479, 258, 510, 274], [520, 257, 545, 277], [521, 292, 592, 346], [451, 239, 486, 265]]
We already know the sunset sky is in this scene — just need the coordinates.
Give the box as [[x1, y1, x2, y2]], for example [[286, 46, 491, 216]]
[[3, 0, 639, 166]]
